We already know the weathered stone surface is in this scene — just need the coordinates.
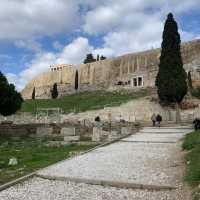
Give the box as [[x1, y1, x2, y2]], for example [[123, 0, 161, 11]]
[[22, 65, 76, 99], [108, 131, 119, 141], [64, 136, 80, 142], [36, 127, 53, 136], [22, 39, 200, 99], [61, 127, 76, 136], [121, 127, 132, 135], [92, 127, 102, 142]]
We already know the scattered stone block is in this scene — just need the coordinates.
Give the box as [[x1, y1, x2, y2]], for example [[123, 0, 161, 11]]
[[64, 136, 80, 142], [1, 120, 13, 125], [92, 127, 102, 142], [108, 131, 119, 141], [121, 127, 132, 135], [8, 157, 18, 166], [36, 127, 53, 137], [61, 127, 76, 136]]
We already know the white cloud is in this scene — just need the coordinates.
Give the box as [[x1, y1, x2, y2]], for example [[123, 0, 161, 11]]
[[52, 41, 63, 50], [5, 0, 200, 91], [7, 37, 94, 91], [14, 39, 42, 52], [56, 37, 93, 64], [83, 0, 200, 56], [0, 0, 80, 40]]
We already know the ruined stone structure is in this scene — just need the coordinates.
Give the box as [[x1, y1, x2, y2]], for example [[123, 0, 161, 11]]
[[22, 39, 200, 99]]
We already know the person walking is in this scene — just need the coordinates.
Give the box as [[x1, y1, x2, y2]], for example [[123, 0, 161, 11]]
[[156, 114, 162, 127], [151, 113, 156, 127]]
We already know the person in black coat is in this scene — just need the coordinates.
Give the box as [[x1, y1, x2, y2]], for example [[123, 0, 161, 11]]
[[156, 114, 162, 127], [193, 118, 200, 130]]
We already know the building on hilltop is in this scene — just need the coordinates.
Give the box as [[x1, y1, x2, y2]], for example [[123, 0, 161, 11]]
[[49, 64, 74, 72], [21, 39, 200, 99]]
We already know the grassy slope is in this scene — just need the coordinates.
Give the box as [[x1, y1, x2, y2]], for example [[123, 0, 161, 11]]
[[0, 136, 96, 185], [21, 89, 150, 113], [182, 130, 200, 199]]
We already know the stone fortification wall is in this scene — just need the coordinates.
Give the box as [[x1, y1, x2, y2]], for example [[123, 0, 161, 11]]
[[79, 39, 200, 91], [78, 48, 160, 91], [22, 39, 200, 99], [22, 65, 76, 99]]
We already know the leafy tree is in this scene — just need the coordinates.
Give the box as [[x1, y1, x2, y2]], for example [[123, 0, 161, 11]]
[[156, 13, 187, 105], [83, 53, 96, 64], [0, 71, 23, 116], [187, 71, 193, 90], [32, 87, 36, 99], [51, 83, 58, 99], [75, 70, 78, 90], [100, 55, 106, 60]]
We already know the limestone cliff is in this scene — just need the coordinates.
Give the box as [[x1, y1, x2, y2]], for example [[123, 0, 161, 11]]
[[22, 65, 76, 99], [22, 39, 200, 99]]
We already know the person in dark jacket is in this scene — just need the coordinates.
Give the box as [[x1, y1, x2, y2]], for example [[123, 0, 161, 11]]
[[193, 118, 200, 130], [156, 114, 162, 127], [151, 113, 156, 127]]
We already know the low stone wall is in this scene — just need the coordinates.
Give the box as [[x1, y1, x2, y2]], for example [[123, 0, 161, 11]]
[[92, 122, 139, 142], [1, 98, 199, 126], [62, 98, 200, 124], [0, 123, 43, 137]]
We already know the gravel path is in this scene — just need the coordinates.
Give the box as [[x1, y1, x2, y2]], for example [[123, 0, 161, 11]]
[[0, 177, 189, 200], [0, 126, 192, 200]]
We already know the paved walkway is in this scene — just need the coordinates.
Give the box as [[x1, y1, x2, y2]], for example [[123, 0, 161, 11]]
[[0, 126, 192, 200]]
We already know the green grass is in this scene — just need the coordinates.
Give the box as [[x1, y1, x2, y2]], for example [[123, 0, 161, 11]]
[[182, 130, 200, 186], [182, 131, 200, 150], [0, 136, 96, 185], [21, 89, 150, 113]]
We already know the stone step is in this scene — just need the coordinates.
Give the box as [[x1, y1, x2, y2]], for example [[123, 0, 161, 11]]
[[143, 126, 192, 129], [37, 174, 176, 191]]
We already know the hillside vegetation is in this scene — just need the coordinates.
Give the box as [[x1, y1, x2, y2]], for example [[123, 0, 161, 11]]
[[0, 136, 96, 185], [21, 89, 151, 113], [182, 130, 200, 200]]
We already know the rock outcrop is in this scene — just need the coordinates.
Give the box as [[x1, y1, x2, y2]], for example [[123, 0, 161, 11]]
[[21, 39, 200, 99], [22, 65, 76, 99]]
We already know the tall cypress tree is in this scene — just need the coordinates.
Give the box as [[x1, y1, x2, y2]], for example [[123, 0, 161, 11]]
[[156, 13, 187, 105], [75, 70, 78, 90], [32, 87, 36, 99], [51, 83, 58, 99]]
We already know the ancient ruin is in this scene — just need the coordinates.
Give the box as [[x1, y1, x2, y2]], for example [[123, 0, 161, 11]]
[[21, 39, 200, 99]]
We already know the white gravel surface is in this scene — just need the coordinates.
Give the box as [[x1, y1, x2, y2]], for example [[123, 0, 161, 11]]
[[122, 132, 187, 143], [0, 127, 192, 200], [37, 127, 192, 186], [0, 177, 188, 200]]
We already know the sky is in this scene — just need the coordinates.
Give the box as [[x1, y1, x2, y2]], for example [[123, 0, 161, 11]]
[[0, 0, 200, 91]]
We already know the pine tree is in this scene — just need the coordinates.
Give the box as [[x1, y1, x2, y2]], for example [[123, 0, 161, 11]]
[[156, 13, 187, 105], [0, 71, 23, 116], [51, 83, 58, 99], [83, 53, 96, 64], [32, 87, 36, 99], [100, 55, 106, 60]]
